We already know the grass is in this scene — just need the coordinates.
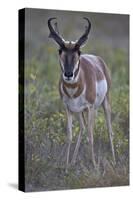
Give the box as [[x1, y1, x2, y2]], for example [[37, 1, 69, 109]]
[[24, 39, 129, 191]]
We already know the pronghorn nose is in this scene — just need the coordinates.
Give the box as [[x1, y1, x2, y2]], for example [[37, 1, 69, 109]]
[[64, 72, 73, 78]]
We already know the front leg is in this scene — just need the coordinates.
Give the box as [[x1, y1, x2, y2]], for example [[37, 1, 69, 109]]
[[71, 112, 85, 165], [65, 108, 72, 172]]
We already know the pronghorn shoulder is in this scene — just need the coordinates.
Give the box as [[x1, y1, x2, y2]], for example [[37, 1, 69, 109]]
[[80, 54, 107, 82]]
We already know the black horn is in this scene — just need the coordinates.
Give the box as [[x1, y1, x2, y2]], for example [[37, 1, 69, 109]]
[[48, 18, 65, 48], [75, 17, 91, 48]]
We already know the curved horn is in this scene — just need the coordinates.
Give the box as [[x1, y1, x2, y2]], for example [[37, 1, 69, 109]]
[[48, 18, 65, 48], [75, 17, 91, 48]]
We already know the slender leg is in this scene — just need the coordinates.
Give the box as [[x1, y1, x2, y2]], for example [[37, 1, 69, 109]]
[[71, 112, 85, 165], [65, 108, 72, 171], [102, 96, 116, 164], [87, 106, 96, 167]]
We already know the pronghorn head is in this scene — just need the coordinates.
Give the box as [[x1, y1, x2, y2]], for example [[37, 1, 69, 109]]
[[48, 17, 91, 82]]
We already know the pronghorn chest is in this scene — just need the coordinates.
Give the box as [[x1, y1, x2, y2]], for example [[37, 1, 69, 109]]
[[60, 79, 107, 112], [61, 85, 89, 113]]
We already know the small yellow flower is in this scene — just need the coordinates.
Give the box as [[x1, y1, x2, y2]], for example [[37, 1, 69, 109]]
[[30, 73, 36, 80]]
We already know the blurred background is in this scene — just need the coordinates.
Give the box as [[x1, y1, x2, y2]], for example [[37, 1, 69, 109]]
[[24, 8, 129, 191]]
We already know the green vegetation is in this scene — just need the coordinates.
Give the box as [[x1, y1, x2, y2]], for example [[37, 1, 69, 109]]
[[24, 43, 129, 191], [23, 8, 129, 192]]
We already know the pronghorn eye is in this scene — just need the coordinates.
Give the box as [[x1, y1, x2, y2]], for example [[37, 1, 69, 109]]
[[58, 49, 62, 55]]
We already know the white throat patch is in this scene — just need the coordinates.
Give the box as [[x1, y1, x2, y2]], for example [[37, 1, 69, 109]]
[[65, 87, 78, 97]]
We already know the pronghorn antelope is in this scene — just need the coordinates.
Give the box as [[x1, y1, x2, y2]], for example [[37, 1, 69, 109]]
[[48, 17, 116, 170]]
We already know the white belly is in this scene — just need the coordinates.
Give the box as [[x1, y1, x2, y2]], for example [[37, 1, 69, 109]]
[[94, 79, 107, 109]]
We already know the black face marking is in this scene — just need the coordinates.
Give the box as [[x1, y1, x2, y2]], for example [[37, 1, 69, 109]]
[[64, 51, 75, 74], [59, 48, 80, 78], [65, 52, 76, 78]]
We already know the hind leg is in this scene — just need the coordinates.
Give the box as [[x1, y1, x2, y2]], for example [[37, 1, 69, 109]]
[[87, 106, 96, 167], [102, 96, 116, 163]]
